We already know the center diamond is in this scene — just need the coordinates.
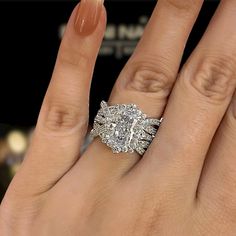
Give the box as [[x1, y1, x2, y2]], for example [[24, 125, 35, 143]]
[[104, 105, 143, 153]]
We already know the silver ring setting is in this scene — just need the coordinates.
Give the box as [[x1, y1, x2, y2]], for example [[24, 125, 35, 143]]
[[90, 101, 163, 156]]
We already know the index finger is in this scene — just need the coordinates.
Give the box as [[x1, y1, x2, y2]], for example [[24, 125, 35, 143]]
[[8, 1, 106, 196]]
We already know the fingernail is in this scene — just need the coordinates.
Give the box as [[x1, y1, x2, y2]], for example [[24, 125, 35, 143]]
[[75, 0, 104, 36]]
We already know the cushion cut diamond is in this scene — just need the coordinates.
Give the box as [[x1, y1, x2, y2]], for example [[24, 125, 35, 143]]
[[91, 101, 162, 155], [103, 105, 142, 153]]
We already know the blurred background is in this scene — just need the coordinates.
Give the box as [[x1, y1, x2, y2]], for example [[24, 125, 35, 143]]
[[0, 0, 219, 200]]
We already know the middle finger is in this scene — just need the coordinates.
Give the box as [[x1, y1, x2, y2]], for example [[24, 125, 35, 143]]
[[138, 0, 236, 199]]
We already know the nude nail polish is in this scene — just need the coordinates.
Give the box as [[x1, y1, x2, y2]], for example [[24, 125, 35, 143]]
[[75, 0, 104, 36]]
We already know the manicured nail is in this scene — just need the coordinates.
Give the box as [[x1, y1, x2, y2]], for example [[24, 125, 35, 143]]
[[75, 0, 104, 36]]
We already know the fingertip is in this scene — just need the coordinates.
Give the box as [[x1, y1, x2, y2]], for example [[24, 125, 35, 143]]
[[68, 0, 107, 37]]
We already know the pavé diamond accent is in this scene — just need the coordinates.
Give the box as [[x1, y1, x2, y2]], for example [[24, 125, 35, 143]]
[[90, 101, 162, 156]]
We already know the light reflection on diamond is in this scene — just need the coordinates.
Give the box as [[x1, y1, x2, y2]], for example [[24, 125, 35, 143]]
[[102, 105, 142, 152], [91, 101, 162, 155]]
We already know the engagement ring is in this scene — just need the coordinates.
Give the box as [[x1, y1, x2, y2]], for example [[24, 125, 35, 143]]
[[90, 101, 163, 156]]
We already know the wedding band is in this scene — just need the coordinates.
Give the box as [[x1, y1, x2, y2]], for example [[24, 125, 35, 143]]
[[90, 101, 163, 156]]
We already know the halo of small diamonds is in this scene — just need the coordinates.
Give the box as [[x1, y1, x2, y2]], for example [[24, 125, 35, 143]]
[[90, 101, 162, 156]]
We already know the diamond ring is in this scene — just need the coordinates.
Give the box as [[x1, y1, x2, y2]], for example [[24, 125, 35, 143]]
[[90, 101, 163, 156]]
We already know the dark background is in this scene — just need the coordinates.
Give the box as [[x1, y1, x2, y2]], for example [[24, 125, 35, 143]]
[[0, 0, 219, 200], [0, 0, 219, 127]]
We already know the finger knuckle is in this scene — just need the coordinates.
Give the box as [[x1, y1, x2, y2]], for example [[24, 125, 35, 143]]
[[125, 60, 174, 98], [57, 44, 90, 71], [42, 102, 87, 132], [184, 56, 236, 103], [164, 0, 198, 12]]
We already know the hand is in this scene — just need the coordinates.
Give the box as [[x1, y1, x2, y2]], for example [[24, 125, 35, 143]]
[[1, 0, 236, 235]]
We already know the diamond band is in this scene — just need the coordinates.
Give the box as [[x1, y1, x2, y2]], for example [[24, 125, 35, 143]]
[[90, 101, 163, 156]]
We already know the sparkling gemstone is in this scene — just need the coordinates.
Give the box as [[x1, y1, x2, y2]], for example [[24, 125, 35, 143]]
[[91, 101, 162, 155], [102, 105, 143, 152]]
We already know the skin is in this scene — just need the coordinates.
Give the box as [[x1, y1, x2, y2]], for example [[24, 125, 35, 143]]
[[1, 0, 236, 235]]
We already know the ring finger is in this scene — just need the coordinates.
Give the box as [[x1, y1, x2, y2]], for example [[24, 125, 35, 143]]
[[74, 0, 204, 181]]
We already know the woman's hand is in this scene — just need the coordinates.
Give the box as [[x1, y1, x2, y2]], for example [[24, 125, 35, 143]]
[[1, 0, 236, 235]]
